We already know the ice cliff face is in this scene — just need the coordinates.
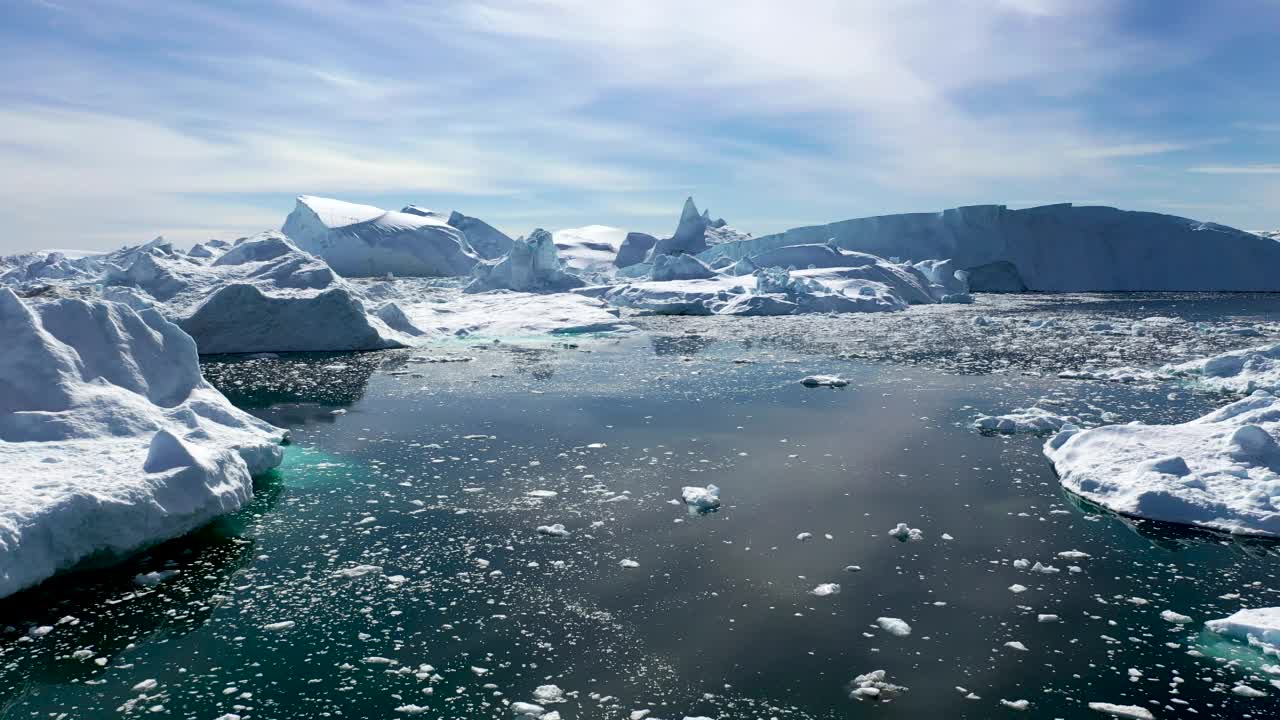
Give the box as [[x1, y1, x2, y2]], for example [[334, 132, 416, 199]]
[[447, 210, 515, 260], [0, 288, 286, 598], [699, 204, 1280, 292], [282, 195, 480, 277]]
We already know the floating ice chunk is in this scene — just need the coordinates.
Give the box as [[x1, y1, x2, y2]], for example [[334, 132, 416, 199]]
[[1004, 641, 1028, 651], [888, 523, 923, 542], [1009, 584, 1028, 593], [1031, 562, 1059, 574], [131, 679, 158, 693], [526, 490, 559, 499], [619, 559, 640, 569], [1164, 343, 1280, 394], [332, 564, 383, 579], [1057, 550, 1091, 560], [1038, 614, 1059, 623], [532, 685, 565, 704], [511, 702, 546, 717], [800, 375, 849, 388], [810, 583, 841, 597], [134, 570, 180, 587], [263, 620, 297, 632], [1045, 392, 1280, 536], [681, 484, 721, 512], [796, 532, 814, 541], [876, 617, 912, 637], [844, 565, 862, 572], [536, 524, 571, 538], [848, 669, 907, 701], [1160, 610, 1192, 624], [1087, 703, 1153, 719], [1000, 699, 1030, 711], [1232, 684, 1268, 697], [1205, 607, 1280, 654], [395, 705, 430, 714]]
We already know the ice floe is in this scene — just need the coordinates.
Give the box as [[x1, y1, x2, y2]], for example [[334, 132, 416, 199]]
[[1045, 390, 1280, 536], [1205, 607, 1280, 655], [974, 405, 1082, 434]]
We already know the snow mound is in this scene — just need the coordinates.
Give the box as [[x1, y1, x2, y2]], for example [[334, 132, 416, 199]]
[[466, 229, 586, 293], [447, 211, 514, 260], [1045, 391, 1280, 536], [1205, 607, 1280, 654], [552, 225, 628, 274], [282, 195, 479, 277], [1165, 343, 1280, 395], [975, 406, 1081, 434], [699, 203, 1280, 292], [0, 289, 285, 598]]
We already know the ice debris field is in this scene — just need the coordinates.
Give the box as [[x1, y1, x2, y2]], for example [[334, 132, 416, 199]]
[[5, 196, 1280, 717]]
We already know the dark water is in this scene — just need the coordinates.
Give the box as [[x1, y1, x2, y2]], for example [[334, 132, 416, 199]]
[[3, 317, 1280, 718]]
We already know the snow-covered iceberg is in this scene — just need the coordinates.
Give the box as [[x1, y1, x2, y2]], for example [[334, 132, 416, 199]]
[[1205, 607, 1280, 654], [1044, 391, 1280, 536], [446, 210, 514, 260], [0, 288, 286, 598], [651, 253, 718, 282], [282, 195, 480, 277], [614, 232, 659, 268], [552, 225, 628, 275], [466, 229, 586, 293], [699, 203, 1280, 292], [642, 197, 747, 262], [102, 232, 411, 354]]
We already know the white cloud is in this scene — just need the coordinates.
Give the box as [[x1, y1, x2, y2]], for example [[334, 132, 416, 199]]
[[1188, 165, 1280, 175]]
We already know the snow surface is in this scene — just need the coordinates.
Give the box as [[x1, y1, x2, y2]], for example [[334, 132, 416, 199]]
[[1205, 607, 1280, 654], [0, 289, 285, 598], [699, 203, 1280, 292], [282, 195, 479, 277], [1045, 390, 1280, 536], [394, 285, 633, 339]]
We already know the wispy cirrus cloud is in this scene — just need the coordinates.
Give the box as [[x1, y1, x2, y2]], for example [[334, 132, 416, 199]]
[[0, 0, 1277, 252]]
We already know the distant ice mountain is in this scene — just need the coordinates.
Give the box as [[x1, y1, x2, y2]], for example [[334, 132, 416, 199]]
[[282, 196, 480, 277], [700, 204, 1280, 292]]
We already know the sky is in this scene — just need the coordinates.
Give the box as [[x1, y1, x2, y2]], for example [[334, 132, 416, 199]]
[[1, 0, 1278, 254]]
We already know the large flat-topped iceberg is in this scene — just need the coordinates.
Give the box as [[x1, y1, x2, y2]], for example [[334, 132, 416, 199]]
[[1044, 391, 1280, 536], [699, 204, 1280, 292], [0, 289, 286, 598], [283, 195, 480, 277]]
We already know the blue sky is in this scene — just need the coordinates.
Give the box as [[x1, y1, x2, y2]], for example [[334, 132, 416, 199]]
[[2, 0, 1278, 253]]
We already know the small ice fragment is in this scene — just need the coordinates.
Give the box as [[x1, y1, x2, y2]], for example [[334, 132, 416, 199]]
[[532, 685, 565, 704], [844, 565, 862, 572], [134, 570, 180, 586], [263, 620, 296, 632], [132, 679, 158, 693], [681, 484, 721, 512], [1160, 610, 1192, 624], [796, 532, 813, 541], [800, 375, 849, 388], [848, 669, 907, 701], [1038, 614, 1059, 623], [1004, 641, 1028, 651], [536, 523, 571, 538], [876, 617, 912, 637], [619, 559, 640, 568], [333, 564, 382, 579], [1009, 584, 1027, 593], [810, 583, 841, 597], [1000, 699, 1030, 711], [1087, 703, 1153, 719], [888, 523, 923, 541]]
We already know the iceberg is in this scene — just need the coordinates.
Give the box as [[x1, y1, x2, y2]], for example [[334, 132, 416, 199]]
[[466, 229, 586, 293], [698, 203, 1280, 292], [552, 225, 628, 274], [975, 406, 1081, 434], [1044, 391, 1280, 536], [446, 210, 514, 260], [0, 288, 285, 598], [614, 232, 658, 269], [102, 232, 410, 354], [650, 254, 717, 282], [282, 195, 480, 277], [1205, 607, 1280, 654]]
